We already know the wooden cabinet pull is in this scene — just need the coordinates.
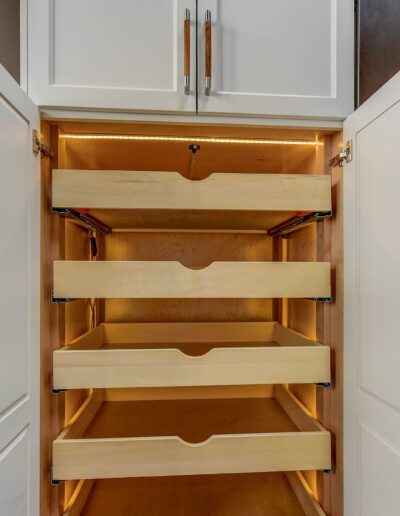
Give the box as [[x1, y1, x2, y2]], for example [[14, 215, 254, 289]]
[[184, 9, 190, 95], [204, 10, 212, 96]]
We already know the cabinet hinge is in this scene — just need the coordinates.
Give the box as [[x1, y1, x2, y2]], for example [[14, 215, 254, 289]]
[[32, 129, 54, 159], [329, 140, 352, 168]]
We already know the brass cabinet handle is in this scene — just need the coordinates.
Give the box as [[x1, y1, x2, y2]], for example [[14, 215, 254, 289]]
[[184, 9, 190, 95], [204, 10, 211, 96]]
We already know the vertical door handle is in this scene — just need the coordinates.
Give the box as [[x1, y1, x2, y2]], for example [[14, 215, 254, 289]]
[[184, 9, 190, 95], [204, 10, 212, 96]]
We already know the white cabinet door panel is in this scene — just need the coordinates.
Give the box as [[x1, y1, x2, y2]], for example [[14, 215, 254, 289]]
[[344, 71, 400, 516], [0, 429, 29, 516], [198, 0, 353, 119], [29, 0, 196, 112], [0, 65, 40, 516]]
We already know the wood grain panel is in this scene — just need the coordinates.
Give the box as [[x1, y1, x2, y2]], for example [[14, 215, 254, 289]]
[[40, 122, 64, 516], [52, 169, 331, 213], [104, 385, 275, 401], [57, 121, 330, 178], [80, 473, 309, 516], [53, 261, 331, 299], [104, 231, 274, 322]]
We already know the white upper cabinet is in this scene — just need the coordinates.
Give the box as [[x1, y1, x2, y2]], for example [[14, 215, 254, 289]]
[[28, 0, 196, 112], [29, 0, 353, 119], [198, 0, 354, 119]]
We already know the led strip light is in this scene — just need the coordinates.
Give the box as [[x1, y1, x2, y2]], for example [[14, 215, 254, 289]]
[[60, 133, 323, 146]]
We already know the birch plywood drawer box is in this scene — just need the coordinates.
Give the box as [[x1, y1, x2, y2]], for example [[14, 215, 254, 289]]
[[53, 322, 330, 390], [53, 260, 331, 300], [52, 386, 331, 482], [52, 169, 332, 231]]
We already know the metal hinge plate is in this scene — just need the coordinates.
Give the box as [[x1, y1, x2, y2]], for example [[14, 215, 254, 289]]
[[33, 129, 54, 159], [329, 140, 352, 168]]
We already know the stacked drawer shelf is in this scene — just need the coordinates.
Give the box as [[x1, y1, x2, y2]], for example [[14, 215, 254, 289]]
[[53, 260, 330, 300], [53, 322, 330, 390], [52, 169, 331, 231], [53, 386, 330, 481], [51, 168, 332, 513]]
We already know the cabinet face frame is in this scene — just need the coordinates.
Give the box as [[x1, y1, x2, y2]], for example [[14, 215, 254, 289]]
[[28, 0, 197, 112], [39, 123, 340, 516]]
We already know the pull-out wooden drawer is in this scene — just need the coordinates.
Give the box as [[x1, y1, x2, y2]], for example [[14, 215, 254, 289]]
[[53, 261, 331, 299], [52, 385, 331, 481], [65, 472, 325, 516], [52, 170, 332, 231], [53, 322, 330, 390]]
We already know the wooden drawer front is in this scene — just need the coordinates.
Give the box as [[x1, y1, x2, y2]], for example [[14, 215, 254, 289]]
[[52, 170, 332, 213], [54, 432, 330, 481], [53, 322, 330, 390], [52, 386, 331, 481], [53, 261, 331, 299]]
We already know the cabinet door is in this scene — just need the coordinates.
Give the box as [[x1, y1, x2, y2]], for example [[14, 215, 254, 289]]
[[0, 65, 40, 515], [343, 71, 400, 515], [29, 0, 196, 112], [198, 0, 353, 119]]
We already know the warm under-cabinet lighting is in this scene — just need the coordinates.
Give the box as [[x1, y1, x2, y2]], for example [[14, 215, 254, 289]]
[[60, 133, 323, 146]]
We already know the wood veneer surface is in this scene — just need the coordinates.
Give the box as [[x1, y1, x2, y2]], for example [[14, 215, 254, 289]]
[[81, 473, 306, 516], [82, 398, 298, 443], [100, 340, 278, 356], [89, 208, 296, 231]]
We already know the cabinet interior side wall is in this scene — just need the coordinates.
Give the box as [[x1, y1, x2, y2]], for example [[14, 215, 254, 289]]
[[41, 124, 100, 514], [278, 135, 343, 515]]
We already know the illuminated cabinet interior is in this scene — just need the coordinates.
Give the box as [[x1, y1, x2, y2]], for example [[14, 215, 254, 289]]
[[41, 121, 343, 516]]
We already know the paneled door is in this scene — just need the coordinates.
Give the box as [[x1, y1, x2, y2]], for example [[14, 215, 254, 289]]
[[343, 71, 400, 515], [0, 65, 40, 515], [198, 0, 354, 119], [29, 0, 196, 112]]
